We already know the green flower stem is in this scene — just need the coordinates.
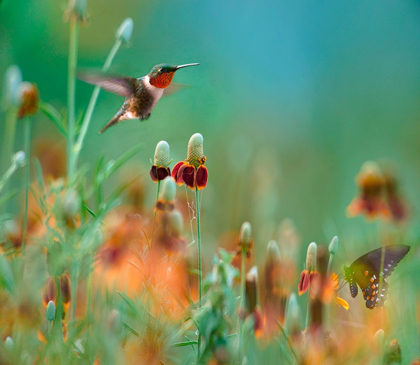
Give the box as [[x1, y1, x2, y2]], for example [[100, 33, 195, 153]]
[[195, 186, 202, 356], [67, 15, 79, 185], [22, 117, 32, 250], [151, 180, 161, 245], [73, 39, 123, 164], [1, 106, 18, 203], [0, 157, 20, 194], [238, 245, 246, 359]]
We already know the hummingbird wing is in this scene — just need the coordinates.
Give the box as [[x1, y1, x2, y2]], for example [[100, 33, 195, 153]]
[[163, 83, 189, 96], [78, 73, 137, 97]]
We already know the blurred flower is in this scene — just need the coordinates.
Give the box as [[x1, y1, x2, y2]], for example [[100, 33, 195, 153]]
[[240, 266, 262, 336], [285, 293, 301, 334], [172, 133, 208, 190], [383, 339, 402, 365], [237, 221, 253, 258], [66, 0, 89, 22], [17, 82, 39, 119], [156, 210, 186, 254], [383, 169, 408, 222], [60, 274, 72, 314], [322, 273, 349, 310], [298, 242, 319, 296], [328, 236, 338, 256], [5, 336, 13, 351], [150, 141, 171, 182], [347, 161, 390, 220], [155, 177, 176, 212], [116, 18, 134, 44]]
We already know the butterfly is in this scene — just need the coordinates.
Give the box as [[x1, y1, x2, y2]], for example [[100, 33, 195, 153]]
[[342, 245, 410, 309]]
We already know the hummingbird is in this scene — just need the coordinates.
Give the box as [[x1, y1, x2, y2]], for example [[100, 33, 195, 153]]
[[78, 63, 200, 134]]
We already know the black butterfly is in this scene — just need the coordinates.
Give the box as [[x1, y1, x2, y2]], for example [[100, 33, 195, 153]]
[[342, 245, 410, 309]]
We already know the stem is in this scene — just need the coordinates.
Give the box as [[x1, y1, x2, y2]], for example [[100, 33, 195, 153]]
[[195, 186, 202, 357], [22, 118, 32, 250], [151, 180, 161, 246], [86, 263, 93, 358], [327, 253, 334, 275], [73, 39, 122, 164], [238, 245, 246, 360], [67, 16, 79, 185]]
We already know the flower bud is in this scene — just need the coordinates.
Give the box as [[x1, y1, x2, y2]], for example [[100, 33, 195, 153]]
[[5, 336, 13, 350], [67, 0, 88, 22], [116, 18, 133, 44], [45, 300, 56, 322], [240, 222, 252, 245], [17, 82, 39, 119], [13, 151, 26, 167], [306, 242, 317, 273], [357, 161, 384, 189], [328, 236, 338, 255], [3, 65, 22, 108], [187, 133, 204, 167], [154, 140, 170, 167]]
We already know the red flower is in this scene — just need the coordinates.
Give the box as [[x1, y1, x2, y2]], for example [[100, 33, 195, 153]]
[[172, 158, 208, 190], [149, 165, 170, 182]]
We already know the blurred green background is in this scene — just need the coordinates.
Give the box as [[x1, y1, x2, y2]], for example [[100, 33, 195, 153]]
[[1, 0, 420, 256]]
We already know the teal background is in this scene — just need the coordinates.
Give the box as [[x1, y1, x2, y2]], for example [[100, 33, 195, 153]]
[[1, 0, 420, 255]]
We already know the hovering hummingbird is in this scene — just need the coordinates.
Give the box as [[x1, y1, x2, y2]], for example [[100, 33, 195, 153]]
[[78, 63, 199, 134]]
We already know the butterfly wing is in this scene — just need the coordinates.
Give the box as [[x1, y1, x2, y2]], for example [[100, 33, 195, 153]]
[[349, 245, 410, 309]]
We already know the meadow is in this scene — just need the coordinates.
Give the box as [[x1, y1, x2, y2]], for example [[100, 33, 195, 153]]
[[0, 1, 420, 364]]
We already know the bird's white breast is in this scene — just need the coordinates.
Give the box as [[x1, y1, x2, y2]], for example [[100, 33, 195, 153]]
[[143, 75, 164, 110]]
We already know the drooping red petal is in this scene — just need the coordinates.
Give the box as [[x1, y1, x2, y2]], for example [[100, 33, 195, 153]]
[[298, 270, 309, 295], [196, 165, 208, 190], [157, 167, 170, 181], [150, 165, 158, 182], [171, 161, 185, 185], [182, 165, 196, 189]]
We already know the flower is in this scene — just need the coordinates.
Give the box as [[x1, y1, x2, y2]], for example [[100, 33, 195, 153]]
[[383, 169, 408, 222], [155, 177, 176, 212], [298, 242, 319, 296], [172, 133, 208, 189], [326, 273, 349, 310], [347, 161, 390, 220], [17, 82, 39, 119], [237, 221, 253, 258], [150, 141, 171, 182], [241, 266, 263, 336]]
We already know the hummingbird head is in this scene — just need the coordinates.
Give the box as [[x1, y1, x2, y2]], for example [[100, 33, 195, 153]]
[[148, 63, 199, 88]]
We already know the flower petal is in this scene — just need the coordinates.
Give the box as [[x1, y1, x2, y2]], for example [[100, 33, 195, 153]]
[[149, 165, 158, 182], [196, 165, 208, 190], [182, 165, 196, 189], [336, 296, 349, 310], [298, 270, 309, 295], [171, 161, 185, 185], [157, 167, 170, 181]]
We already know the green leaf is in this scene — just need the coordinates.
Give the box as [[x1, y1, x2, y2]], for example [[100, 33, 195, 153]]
[[123, 322, 140, 337], [117, 291, 140, 316], [0, 254, 14, 292], [104, 144, 143, 180], [83, 204, 97, 218], [39, 101, 66, 137], [172, 340, 198, 347], [0, 190, 17, 207]]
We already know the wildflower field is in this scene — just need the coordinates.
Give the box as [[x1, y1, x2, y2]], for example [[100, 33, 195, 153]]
[[1, 1, 420, 364]]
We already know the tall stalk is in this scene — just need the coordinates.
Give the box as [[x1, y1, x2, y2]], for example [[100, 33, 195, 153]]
[[73, 39, 122, 165], [195, 186, 202, 356], [151, 180, 161, 245], [67, 16, 79, 185], [22, 117, 32, 250]]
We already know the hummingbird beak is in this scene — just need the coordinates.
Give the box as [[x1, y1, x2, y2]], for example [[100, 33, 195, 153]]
[[175, 63, 200, 70]]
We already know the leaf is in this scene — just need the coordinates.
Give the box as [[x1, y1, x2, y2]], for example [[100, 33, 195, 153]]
[[117, 291, 140, 316], [123, 322, 140, 337], [83, 204, 97, 218], [39, 101, 66, 137], [104, 144, 143, 180], [0, 254, 14, 292], [0, 190, 17, 207], [172, 340, 198, 347]]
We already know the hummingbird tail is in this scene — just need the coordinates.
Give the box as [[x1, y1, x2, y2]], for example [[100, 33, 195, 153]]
[[99, 114, 121, 134]]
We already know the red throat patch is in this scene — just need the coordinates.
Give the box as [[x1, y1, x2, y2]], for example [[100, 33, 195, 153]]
[[150, 72, 175, 88]]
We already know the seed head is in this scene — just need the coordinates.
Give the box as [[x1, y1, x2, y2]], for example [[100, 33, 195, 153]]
[[116, 18, 133, 44], [240, 222, 252, 245], [154, 140, 170, 168], [187, 133, 204, 167], [329, 236, 338, 255], [267, 240, 281, 261], [45, 300, 56, 322], [306, 242, 317, 273], [159, 177, 176, 202], [285, 293, 301, 332], [168, 210, 183, 237]]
